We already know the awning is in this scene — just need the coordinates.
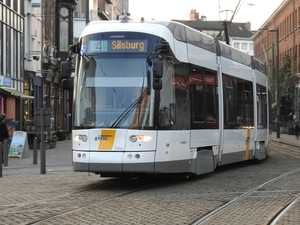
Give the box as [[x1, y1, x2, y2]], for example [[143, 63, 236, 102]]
[[0, 87, 34, 100]]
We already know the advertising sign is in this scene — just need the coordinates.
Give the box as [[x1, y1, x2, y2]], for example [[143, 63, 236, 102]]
[[8, 131, 30, 158]]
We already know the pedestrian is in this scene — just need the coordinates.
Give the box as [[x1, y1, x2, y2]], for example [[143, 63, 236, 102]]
[[0, 113, 9, 142], [294, 124, 300, 140], [0, 113, 10, 163]]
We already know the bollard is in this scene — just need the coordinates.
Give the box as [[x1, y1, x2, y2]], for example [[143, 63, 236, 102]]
[[33, 137, 38, 165], [3, 139, 9, 167], [0, 142, 2, 177]]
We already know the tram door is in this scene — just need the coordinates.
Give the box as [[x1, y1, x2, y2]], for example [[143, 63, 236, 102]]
[[256, 85, 268, 138]]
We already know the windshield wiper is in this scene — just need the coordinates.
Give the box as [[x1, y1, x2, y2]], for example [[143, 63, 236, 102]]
[[110, 60, 149, 129], [110, 95, 143, 128]]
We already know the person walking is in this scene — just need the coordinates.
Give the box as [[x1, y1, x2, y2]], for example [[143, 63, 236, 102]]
[[0, 113, 9, 163], [294, 124, 300, 140], [0, 113, 9, 142]]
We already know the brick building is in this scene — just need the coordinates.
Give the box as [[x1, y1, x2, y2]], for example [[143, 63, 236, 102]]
[[253, 0, 300, 73], [253, 0, 300, 122]]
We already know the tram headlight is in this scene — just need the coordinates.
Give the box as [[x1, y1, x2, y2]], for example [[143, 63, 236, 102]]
[[74, 134, 88, 142], [130, 135, 152, 143]]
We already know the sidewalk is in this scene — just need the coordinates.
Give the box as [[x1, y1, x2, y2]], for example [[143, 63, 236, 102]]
[[271, 131, 300, 148], [2, 139, 72, 176]]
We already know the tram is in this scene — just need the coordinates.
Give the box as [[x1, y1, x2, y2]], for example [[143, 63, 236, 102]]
[[61, 18, 270, 177]]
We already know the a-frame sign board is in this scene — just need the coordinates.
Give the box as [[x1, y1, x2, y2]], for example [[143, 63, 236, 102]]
[[8, 131, 30, 158]]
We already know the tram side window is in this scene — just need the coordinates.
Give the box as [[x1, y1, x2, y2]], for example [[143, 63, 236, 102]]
[[236, 79, 244, 125], [257, 85, 267, 128], [191, 66, 218, 129], [159, 62, 190, 130], [224, 76, 235, 128], [81, 58, 96, 126], [235, 79, 254, 127], [244, 81, 254, 126], [159, 60, 175, 129], [204, 71, 219, 129], [191, 84, 205, 128], [224, 76, 254, 129], [171, 63, 190, 130]]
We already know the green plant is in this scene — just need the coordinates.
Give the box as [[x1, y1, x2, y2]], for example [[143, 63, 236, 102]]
[[46, 136, 58, 143], [279, 54, 296, 121]]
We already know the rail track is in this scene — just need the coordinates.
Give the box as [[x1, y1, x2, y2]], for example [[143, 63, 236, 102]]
[[1, 145, 300, 225], [192, 168, 300, 225], [1, 176, 158, 225], [270, 140, 300, 159]]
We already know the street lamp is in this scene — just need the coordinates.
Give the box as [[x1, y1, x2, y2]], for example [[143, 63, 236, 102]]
[[269, 28, 280, 138]]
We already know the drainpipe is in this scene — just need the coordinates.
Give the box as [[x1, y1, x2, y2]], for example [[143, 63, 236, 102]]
[[86, 0, 89, 24]]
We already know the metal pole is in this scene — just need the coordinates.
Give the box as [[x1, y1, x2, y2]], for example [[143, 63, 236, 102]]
[[86, 0, 89, 24], [276, 30, 280, 138], [40, 0, 46, 173], [33, 137, 38, 164], [40, 109, 46, 174], [3, 139, 8, 166], [271, 43, 275, 104]]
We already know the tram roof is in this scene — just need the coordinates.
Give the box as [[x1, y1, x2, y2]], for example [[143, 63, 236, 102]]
[[81, 20, 266, 74]]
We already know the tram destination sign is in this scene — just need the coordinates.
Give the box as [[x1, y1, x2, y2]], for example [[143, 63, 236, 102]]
[[84, 39, 148, 54]]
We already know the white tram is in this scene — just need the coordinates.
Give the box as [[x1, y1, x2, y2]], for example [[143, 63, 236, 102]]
[[64, 19, 270, 177]]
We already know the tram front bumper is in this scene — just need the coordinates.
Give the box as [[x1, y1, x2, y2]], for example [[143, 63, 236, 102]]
[[73, 150, 155, 173]]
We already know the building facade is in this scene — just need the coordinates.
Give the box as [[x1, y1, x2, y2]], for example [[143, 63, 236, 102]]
[[22, 0, 77, 139], [24, 0, 42, 133], [0, 0, 33, 136], [252, 0, 300, 122], [0, 0, 131, 140], [23, 0, 128, 139]]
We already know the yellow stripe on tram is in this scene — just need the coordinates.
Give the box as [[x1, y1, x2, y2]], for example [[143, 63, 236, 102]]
[[244, 128, 251, 160], [98, 130, 116, 150]]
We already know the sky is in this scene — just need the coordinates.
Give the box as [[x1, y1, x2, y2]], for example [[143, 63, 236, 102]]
[[129, 0, 284, 30]]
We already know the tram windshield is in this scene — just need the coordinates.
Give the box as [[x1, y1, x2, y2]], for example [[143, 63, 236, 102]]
[[73, 32, 160, 129]]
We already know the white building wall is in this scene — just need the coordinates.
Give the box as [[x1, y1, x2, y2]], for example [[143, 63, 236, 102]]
[[24, 0, 42, 77], [232, 38, 254, 56], [74, 20, 87, 40]]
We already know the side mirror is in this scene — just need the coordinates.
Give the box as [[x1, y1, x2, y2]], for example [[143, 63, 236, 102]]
[[153, 60, 163, 90], [153, 60, 163, 78], [153, 78, 162, 90]]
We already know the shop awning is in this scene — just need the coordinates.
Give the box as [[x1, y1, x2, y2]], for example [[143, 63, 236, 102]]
[[0, 87, 34, 100]]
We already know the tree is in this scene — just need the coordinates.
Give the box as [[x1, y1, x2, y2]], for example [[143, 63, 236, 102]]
[[279, 54, 296, 121]]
